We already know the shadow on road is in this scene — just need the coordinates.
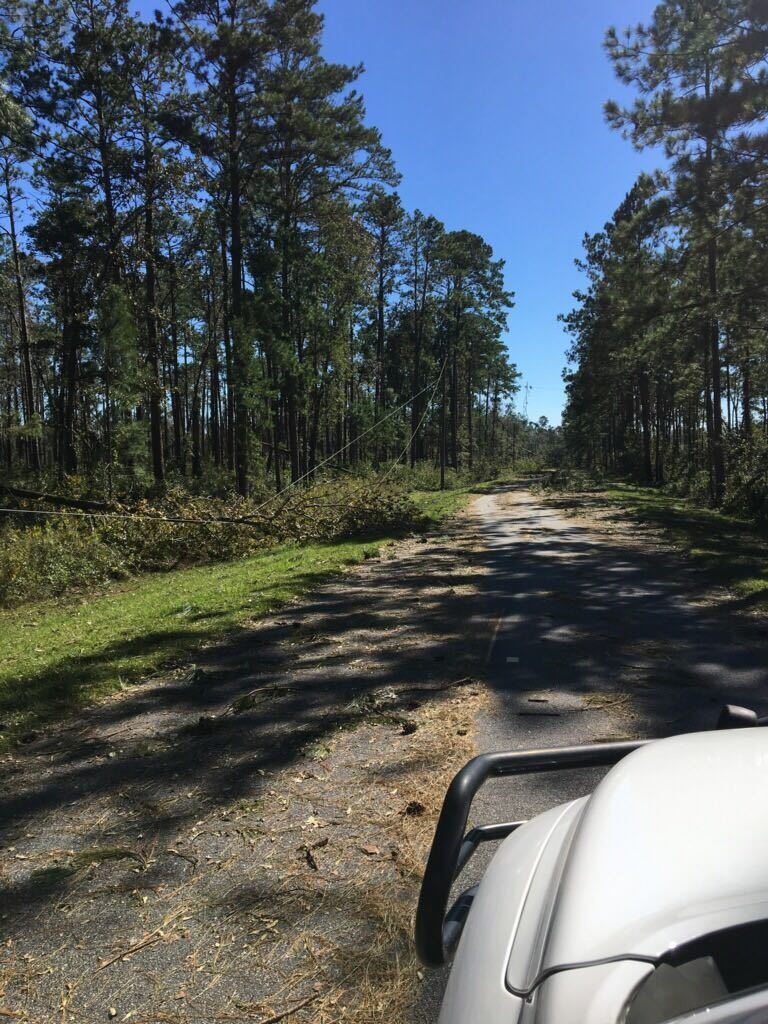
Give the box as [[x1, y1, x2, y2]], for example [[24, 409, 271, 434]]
[[3, 483, 768, 1021], [3, 485, 767, 903], [417, 482, 768, 1021]]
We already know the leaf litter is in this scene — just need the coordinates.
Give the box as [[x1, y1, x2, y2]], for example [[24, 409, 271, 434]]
[[0, 515, 489, 1023]]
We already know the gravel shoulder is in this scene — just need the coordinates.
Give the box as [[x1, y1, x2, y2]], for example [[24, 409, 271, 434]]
[[0, 513, 491, 1024]]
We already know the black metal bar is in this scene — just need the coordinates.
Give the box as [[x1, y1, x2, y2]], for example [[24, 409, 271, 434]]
[[455, 821, 525, 878], [414, 739, 648, 967], [443, 885, 478, 956]]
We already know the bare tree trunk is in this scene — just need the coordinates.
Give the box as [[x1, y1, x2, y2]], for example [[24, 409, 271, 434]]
[[143, 114, 164, 486], [439, 341, 447, 490], [638, 367, 653, 484], [168, 253, 185, 472], [703, 69, 725, 504], [743, 339, 752, 438], [60, 303, 79, 476], [466, 341, 474, 471], [219, 228, 235, 472], [708, 238, 725, 502], [210, 338, 222, 467], [375, 228, 385, 463], [228, 66, 249, 496], [4, 161, 39, 472]]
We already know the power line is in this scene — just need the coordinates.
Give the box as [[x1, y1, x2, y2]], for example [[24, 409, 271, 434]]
[[379, 357, 448, 483], [0, 369, 446, 527]]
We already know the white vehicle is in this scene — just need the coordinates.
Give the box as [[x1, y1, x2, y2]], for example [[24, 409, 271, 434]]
[[415, 705, 768, 1024]]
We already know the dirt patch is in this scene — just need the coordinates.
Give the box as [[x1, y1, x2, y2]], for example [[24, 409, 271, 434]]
[[536, 485, 749, 606], [0, 510, 490, 1023], [535, 489, 674, 554]]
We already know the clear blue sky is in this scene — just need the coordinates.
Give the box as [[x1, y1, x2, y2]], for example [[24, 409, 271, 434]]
[[317, 0, 662, 424]]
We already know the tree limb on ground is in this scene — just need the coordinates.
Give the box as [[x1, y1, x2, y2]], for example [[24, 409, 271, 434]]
[[1, 484, 112, 511]]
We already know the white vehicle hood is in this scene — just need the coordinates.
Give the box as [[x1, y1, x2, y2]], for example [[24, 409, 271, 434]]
[[536, 728, 768, 977]]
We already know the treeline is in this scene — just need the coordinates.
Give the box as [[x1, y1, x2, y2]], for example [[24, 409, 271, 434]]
[[562, 0, 768, 517], [0, 0, 518, 499]]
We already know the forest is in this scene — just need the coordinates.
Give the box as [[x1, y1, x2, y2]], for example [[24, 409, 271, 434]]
[[0, 0, 520, 505], [562, 0, 768, 520]]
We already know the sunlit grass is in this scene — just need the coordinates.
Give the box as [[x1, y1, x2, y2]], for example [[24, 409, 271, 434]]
[[409, 487, 472, 521]]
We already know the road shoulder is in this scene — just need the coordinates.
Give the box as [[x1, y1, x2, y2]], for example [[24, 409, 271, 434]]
[[0, 509, 491, 1023]]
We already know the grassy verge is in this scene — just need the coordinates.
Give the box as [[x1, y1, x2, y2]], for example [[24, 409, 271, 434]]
[[411, 473, 530, 518], [470, 467, 553, 494], [410, 485, 476, 521], [545, 481, 768, 612], [0, 488, 475, 747]]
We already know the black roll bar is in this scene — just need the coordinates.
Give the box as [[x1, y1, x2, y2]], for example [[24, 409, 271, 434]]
[[414, 739, 648, 967]]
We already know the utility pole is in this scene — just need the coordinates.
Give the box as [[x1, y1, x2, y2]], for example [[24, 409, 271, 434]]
[[440, 344, 447, 491]]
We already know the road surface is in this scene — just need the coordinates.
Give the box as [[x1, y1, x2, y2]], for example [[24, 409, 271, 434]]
[[3, 482, 766, 1022], [418, 483, 768, 1020]]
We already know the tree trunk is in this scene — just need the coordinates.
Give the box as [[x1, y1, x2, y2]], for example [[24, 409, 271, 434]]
[[439, 342, 447, 490], [168, 253, 185, 471], [708, 237, 725, 502], [375, 228, 385, 462], [703, 71, 725, 504], [93, 63, 120, 285], [228, 74, 249, 496], [191, 388, 202, 477], [280, 223, 301, 484], [410, 244, 431, 467], [450, 346, 458, 470], [703, 326, 715, 497], [60, 303, 79, 476], [4, 161, 39, 472], [143, 115, 164, 486], [210, 336, 222, 467], [742, 339, 752, 438], [410, 326, 422, 468], [638, 368, 653, 484], [219, 228, 235, 471], [466, 343, 474, 471]]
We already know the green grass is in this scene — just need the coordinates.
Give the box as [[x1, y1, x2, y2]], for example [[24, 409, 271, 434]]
[[410, 486, 474, 521], [0, 487, 476, 746], [470, 466, 553, 495], [411, 473, 528, 518], [549, 481, 768, 611]]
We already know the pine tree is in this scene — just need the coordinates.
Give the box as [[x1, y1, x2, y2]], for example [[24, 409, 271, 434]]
[[605, 0, 768, 501]]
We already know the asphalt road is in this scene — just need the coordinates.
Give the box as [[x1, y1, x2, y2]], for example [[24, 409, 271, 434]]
[[417, 483, 768, 1021]]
